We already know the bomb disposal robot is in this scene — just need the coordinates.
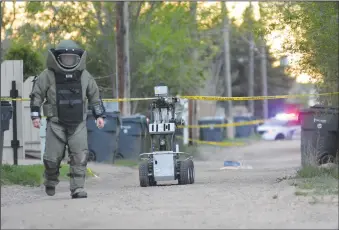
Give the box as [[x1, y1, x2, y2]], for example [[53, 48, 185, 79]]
[[138, 85, 195, 187]]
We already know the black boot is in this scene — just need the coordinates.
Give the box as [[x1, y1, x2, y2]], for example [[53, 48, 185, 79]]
[[71, 188, 88, 199], [43, 160, 60, 197], [45, 186, 56, 196]]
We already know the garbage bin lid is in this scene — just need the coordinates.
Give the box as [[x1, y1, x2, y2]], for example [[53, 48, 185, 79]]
[[199, 116, 225, 121], [310, 104, 338, 109], [1, 101, 12, 106], [301, 105, 339, 113], [122, 115, 147, 123], [198, 116, 226, 125]]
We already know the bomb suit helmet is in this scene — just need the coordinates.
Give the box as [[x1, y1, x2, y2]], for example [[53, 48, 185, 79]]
[[47, 40, 87, 73]]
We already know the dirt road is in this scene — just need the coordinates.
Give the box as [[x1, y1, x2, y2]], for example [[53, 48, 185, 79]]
[[1, 140, 338, 229]]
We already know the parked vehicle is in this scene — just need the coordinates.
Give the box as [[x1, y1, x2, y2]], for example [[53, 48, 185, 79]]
[[257, 113, 300, 140]]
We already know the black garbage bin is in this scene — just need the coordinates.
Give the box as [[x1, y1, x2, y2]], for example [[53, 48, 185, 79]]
[[299, 105, 339, 167], [87, 111, 121, 163], [198, 116, 227, 142], [118, 115, 150, 159], [1, 101, 13, 164]]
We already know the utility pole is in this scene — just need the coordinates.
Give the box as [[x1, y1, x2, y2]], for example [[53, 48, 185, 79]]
[[260, 37, 269, 119], [0, 0, 2, 166], [248, 1, 255, 115], [115, 2, 125, 114], [222, 1, 234, 139], [123, 2, 131, 116]]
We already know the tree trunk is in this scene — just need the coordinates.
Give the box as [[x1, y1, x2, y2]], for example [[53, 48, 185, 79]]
[[115, 2, 125, 113]]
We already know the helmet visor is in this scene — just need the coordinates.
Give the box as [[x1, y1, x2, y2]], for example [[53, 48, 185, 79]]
[[57, 53, 80, 68]]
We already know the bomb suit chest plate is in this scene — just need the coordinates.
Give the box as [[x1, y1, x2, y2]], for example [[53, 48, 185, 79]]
[[54, 70, 84, 126]]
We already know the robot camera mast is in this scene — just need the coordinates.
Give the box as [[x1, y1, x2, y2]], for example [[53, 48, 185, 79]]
[[149, 85, 180, 135]]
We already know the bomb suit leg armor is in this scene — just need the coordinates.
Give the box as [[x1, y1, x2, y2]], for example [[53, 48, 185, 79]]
[[43, 121, 68, 196], [43, 122, 88, 198], [30, 40, 105, 198], [66, 122, 89, 198]]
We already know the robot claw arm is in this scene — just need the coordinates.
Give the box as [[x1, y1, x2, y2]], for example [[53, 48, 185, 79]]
[[151, 85, 185, 126]]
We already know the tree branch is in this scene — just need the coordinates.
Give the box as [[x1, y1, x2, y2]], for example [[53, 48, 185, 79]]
[[132, 2, 143, 28], [93, 2, 105, 35]]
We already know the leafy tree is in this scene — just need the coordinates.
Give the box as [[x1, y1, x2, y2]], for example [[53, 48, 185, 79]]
[[127, 3, 216, 113], [4, 2, 296, 112], [206, 4, 293, 116], [1, 1, 26, 41], [133, 3, 211, 94], [4, 40, 44, 80], [259, 2, 339, 105]]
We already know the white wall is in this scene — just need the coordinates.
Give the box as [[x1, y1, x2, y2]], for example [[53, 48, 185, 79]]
[[23, 76, 41, 159], [1, 60, 25, 164]]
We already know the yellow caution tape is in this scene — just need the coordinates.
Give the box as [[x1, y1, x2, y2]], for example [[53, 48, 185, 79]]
[[184, 137, 246, 147], [180, 92, 339, 101], [1, 92, 338, 102], [178, 119, 264, 129], [102, 97, 156, 102], [0, 97, 156, 102], [87, 168, 99, 178], [0, 97, 30, 101], [36, 116, 260, 130]]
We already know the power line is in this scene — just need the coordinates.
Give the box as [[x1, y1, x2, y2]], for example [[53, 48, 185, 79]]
[[94, 73, 115, 80]]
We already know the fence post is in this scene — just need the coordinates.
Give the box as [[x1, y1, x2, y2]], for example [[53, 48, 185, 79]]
[[10, 81, 19, 165]]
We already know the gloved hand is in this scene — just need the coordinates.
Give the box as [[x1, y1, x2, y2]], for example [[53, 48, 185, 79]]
[[96, 117, 105, 129], [32, 118, 41, 128]]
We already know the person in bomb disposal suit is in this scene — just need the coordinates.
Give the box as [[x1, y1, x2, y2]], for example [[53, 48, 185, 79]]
[[30, 40, 105, 199]]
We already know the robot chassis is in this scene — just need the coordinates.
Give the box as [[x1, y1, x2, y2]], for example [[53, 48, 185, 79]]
[[138, 86, 195, 187]]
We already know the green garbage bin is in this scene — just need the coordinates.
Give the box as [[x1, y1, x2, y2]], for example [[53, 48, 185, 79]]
[[118, 115, 151, 159], [87, 111, 121, 163], [1, 101, 13, 164], [198, 116, 227, 142]]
